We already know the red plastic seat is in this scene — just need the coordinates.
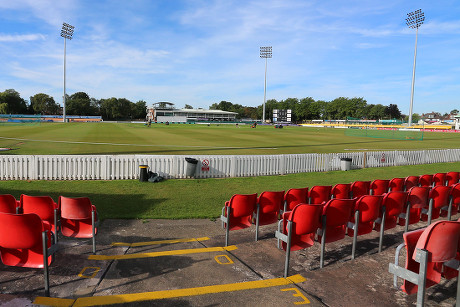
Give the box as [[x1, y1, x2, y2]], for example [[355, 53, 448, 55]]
[[398, 187, 429, 232], [389, 220, 460, 306], [254, 191, 284, 241], [370, 179, 390, 195], [433, 173, 447, 186], [58, 196, 99, 254], [350, 181, 371, 199], [389, 178, 405, 192], [378, 191, 408, 230], [419, 174, 434, 187], [446, 171, 460, 186], [0, 194, 20, 213], [421, 185, 451, 224], [331, 183, 351, 199], [347, 195, 384, 259], [284, 188, 308, 212], [443, 183, 460, 219], [220, 193, 257, 246], [0, 212, 57, 296], [20, 195, 59, 236], [275, 204, 322, 277], [317, 198, 355, 268], [308, 185, 332, 204], [404, 176, 420, 191]]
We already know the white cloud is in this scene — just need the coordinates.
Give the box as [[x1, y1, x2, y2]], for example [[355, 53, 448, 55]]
[[0, 34, 46, 42]]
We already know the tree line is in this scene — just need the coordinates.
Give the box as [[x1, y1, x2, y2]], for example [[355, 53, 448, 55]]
[[1, 88, 411, 123], [210, 97, 403, 122], [0, 89, 146, 121]]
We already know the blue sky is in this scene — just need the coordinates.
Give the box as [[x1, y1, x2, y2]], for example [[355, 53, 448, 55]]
[[0, 0, 459, 115]]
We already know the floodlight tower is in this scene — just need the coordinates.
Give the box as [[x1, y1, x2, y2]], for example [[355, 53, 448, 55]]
[[60, 22, 75, 123], [260, 46, 272, 123], [406, 9, 424, 127]]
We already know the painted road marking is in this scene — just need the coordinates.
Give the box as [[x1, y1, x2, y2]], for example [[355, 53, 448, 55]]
[[111, 236, 210, 247], [214, 254, 234, 265], [78, 267, 101, 279], [34, 274, 306, 306], [88, 245, 238, 260], [281, 287, 310, 305]]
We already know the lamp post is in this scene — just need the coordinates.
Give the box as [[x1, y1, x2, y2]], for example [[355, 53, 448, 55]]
[[60, 22, 75, 123], [406, 9, 424, 127], [260, 46, 272, 123]]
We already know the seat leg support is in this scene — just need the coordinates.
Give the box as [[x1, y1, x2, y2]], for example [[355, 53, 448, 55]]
[[42, 231, 50, 297], [92, 211, 97, 255], [320, 215, 327, 268], [284, 221, 292, 278]]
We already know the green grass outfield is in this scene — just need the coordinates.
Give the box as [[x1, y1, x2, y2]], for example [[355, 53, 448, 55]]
[[1, 122, 459, 220], [0, 122, 460, 155], [2, 162, 459, 219]]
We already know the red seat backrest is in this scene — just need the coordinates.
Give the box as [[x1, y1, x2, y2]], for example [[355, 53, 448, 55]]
[[419, 174, 433, 187], [350, 181, 371, 198], [382, 191, 407, 217], [20, 194, 56, 221], [433, 173, 447, 186], [59, 196, 94, 219], [288, 204, 322, 236], [429, 185, 451, 210], [407, 186, 430, 209], [354, 195, 383, 223], [331, 183, 351, 199], [389, 178, 405, 192], [227, 194, 257, 218], [0, 194, 18, 214], [322, 198, 355, 227], [451, 183, 460, 205], [446, 171, 460, 186], [415, 220, 460, 262], [0, 212, 44, 249], [405, 176, 420, 190], [370, 179, 390, 195], [284, 188, 308, 211], [309, 185, 332, 204]]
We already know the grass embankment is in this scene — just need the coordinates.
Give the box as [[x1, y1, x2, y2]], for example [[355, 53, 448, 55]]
[[2, 162, 459, 220]]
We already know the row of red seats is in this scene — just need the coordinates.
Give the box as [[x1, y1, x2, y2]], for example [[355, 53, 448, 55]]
[[220, 173, 460, 276], [0, 194, 98, 296]]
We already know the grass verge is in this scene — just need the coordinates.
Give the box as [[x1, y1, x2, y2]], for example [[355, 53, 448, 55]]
[[2, 162, 459, 220]]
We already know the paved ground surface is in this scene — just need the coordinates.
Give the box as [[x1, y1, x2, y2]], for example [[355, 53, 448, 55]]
[[0, 217, 458, 306]]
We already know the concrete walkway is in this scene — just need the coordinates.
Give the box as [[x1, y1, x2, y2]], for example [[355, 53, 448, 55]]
[[0, 218, 457, 306]]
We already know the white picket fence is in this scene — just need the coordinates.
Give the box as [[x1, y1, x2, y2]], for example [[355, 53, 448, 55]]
[[1, 149, 459, 180]]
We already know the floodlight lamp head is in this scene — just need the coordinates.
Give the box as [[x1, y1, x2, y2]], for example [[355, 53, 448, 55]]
[[406, 9, 424, 29], [61, 22, 75, 39]]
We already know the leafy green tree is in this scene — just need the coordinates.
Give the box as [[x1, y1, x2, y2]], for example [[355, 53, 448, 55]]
[[0, 103, 7, 114], [0, 89, 28, 114], [385, 104, 402, 119], [450, 109, 459, 115], [131, 100, 147, 119], [30, 93, 60, 114], [66, 92, 96, 116], [184, 104, 193, 109]]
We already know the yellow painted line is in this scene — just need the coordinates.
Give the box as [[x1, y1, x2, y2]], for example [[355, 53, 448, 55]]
[[33, 275, 306, 306], [111, 237, 210, 247], [33, 297, 75, 306], [73, 274, 305, 306], [88, 245, 238, 260]]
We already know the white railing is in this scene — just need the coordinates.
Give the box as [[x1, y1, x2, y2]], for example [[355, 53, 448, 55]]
[[1, 149, 459, 180]]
